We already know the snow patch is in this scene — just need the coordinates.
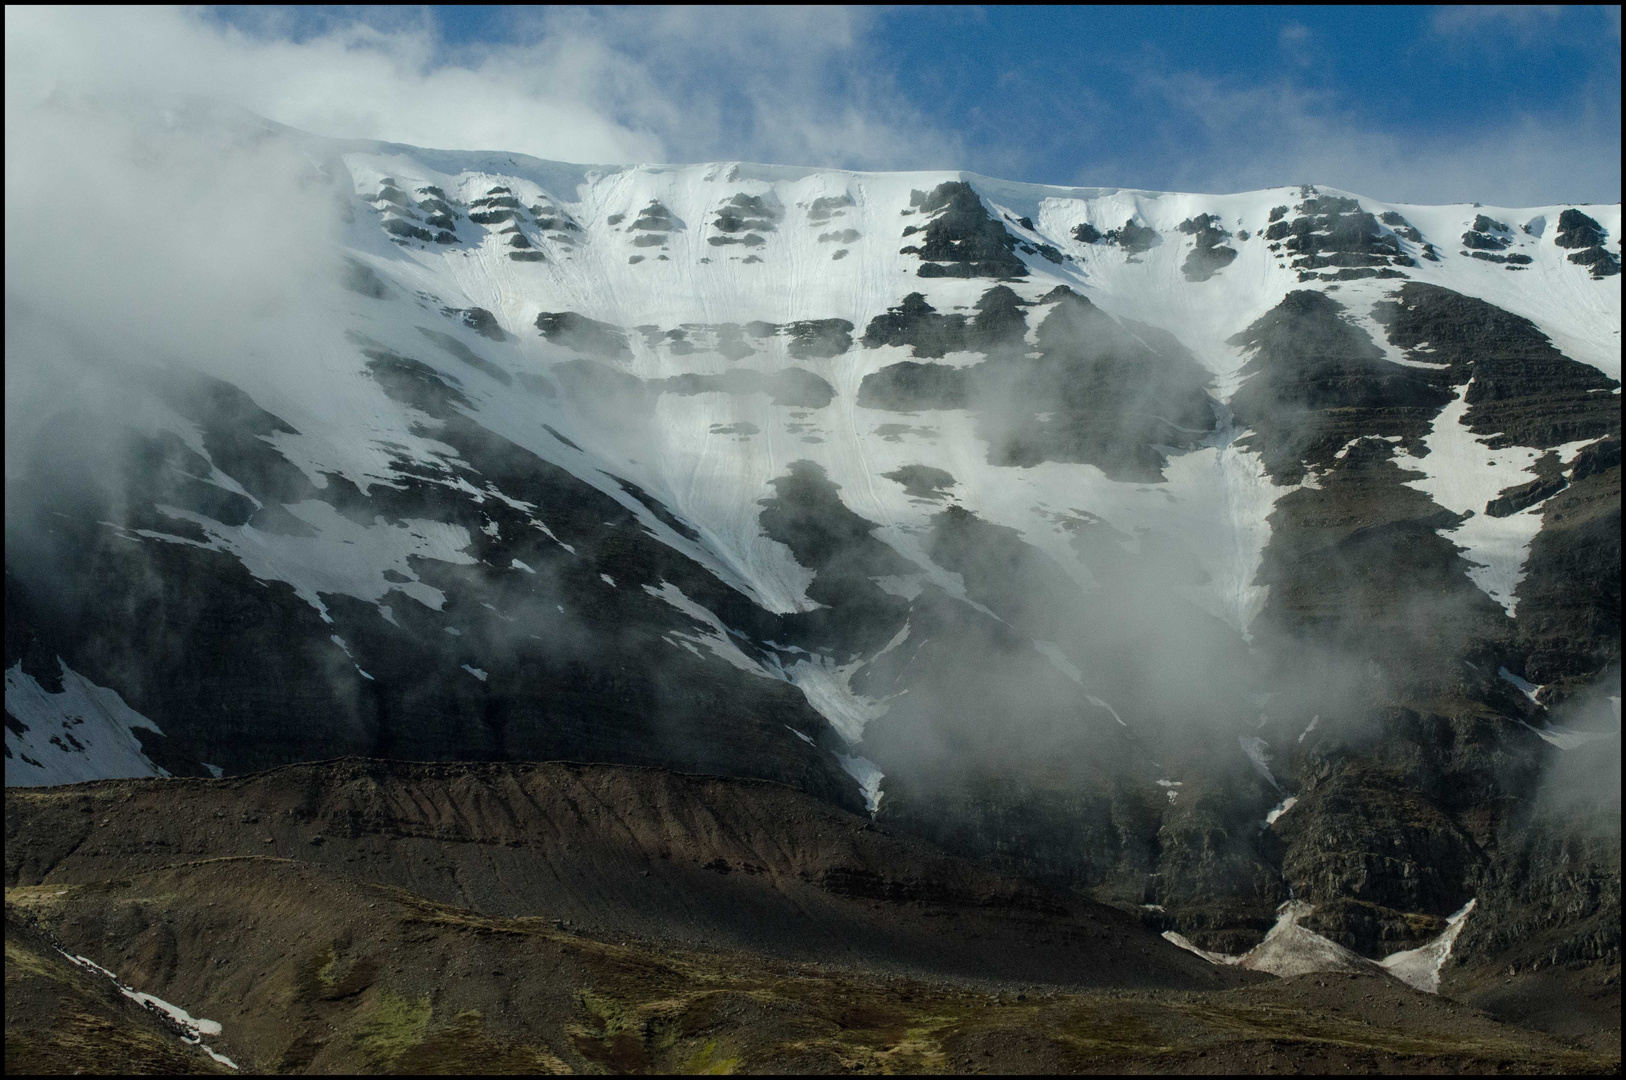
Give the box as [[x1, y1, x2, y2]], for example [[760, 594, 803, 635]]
[[1087, 694, 1128, 727], [1032, 640, 1082, 684], [1499, 666, 1543, 706], [58, 950, 236, 1066], [642, 581, 779, 680], [160, 500, 477, 622], [1396, 384, 1594, 616], [1167, 897, 1478, 995], [1379, 899, 1476, 994], [837, 752, 885, 813], [6, 661, 169, 787], [1298, 714, 1320, 744], [1264, 795, 1298, 827]]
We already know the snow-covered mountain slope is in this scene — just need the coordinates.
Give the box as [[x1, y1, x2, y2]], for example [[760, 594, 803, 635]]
[[5, 111, 1620, 974]]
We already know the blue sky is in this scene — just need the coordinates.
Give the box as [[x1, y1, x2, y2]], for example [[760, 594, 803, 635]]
[[11, 6, 1621, 205]]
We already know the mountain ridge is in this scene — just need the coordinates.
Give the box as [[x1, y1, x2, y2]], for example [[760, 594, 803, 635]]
[[5, 109, 1620, 1021]]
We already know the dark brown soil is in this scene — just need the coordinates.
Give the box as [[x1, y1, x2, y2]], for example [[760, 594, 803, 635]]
[[6, 761, 1617, 1074]]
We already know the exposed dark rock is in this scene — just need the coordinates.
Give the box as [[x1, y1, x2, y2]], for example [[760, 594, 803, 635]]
[[882, 464, 957, 501], [1229, 290, 1452, 483], [1101, 220, 1158, 254], [535, 312, 631, 360], [1552, 210, 1620, 278], [707, 233, 766, 248], [1179, 214, 1239, 282], [655, 368, 835, 409], [1379, 211, 1424, 244], [1254, 442, 1511, 698], [468, 209, 517, 226], [1072, 222, 1104, 244], [807, 194, 854, 222], [341, 259, 387, 299], [1554, 209, 1607, 249], [4, 356, 868, 802], [470, 195, 525, 212], [1514, 440, 1621, 695], [859, 285, 1029, 360], [442, 306, 506, 341], [713, 193, 780, 238], [508, 251, 546, 262], [784, 319, 854, 359], [861, 292, 970, 358], [1376, 282, 1620, 449], [856, 361, 968, 411], [817, 229, 861, 244], [614, 479, 703, 542], [1462, 231, 1511, 251], [416, 327, 512, 386], [1278, 759, 1487, 955], [1485, 452, 1566, 517], [1263, 194, 1411, 273], [906, 181, 1029, 278], [382, 218, 435, 243], [630, 200, 679, 233], [861, 289, 1214, 480], [757, 461, 912, 658], [1568, 245, 1621, 277], [711, 323, 754, 361]]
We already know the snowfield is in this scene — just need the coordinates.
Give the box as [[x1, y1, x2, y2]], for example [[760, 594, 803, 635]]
[[6, 111, 1619, 788]]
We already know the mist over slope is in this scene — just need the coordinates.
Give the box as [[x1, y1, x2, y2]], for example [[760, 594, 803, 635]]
[[4, 98, 1620, 1010]]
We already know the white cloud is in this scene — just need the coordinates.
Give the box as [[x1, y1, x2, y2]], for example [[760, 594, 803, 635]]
[[1431, 5, 1564, 41], [1091, 66, 1621, 206], [3, 6, 959, 171]]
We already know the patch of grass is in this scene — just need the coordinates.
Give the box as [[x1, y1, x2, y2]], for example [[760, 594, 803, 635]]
[[353, 991, 431, 1067], [308, 942, 376, 1000], [401, 1009, 571, 1075], [683, 1037, 741, 1074]]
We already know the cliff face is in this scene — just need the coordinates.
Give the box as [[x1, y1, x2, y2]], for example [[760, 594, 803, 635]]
[[5, 116, 1620, 998]]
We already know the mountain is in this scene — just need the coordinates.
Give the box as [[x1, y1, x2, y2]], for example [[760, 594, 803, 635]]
[[5, 106, 1620, 1038]]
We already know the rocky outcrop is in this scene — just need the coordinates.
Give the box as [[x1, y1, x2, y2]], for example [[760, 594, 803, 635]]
[[1555, 209, 1621, 278], [859, 288, 1216, 479], [900, 182, 1030, 278]]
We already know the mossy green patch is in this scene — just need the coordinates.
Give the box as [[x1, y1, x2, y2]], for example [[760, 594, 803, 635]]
[[353, 990, 431, 1067]]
